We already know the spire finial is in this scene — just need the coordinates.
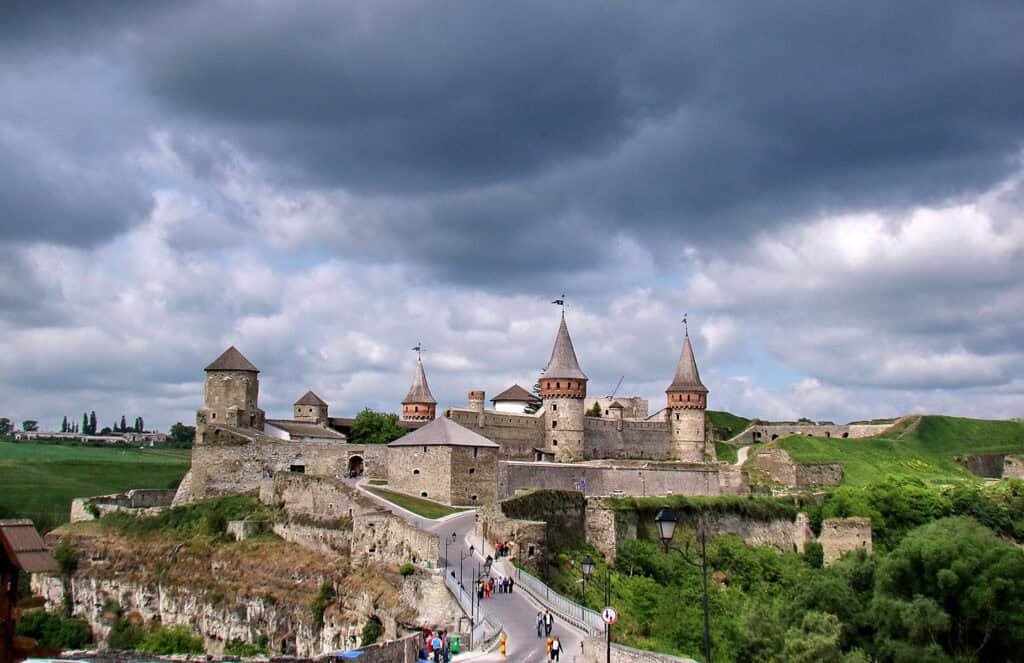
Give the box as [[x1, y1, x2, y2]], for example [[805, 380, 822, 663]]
[[412, 341, 424, 361], [682, 313, 688, 336], [552, 293, 566, 318]]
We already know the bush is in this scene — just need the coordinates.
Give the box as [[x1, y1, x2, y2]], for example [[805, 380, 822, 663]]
[[360, 617, 384, 646], [399, 562, 415, 577], [224, 638, 268, 657], [138, 624, 205, 655], [52, 538, 79, 575], [16, 610, 92, 650], [311, 583, 336, 626], [107, 618, 145, 650], [803, 541, 824, 569]]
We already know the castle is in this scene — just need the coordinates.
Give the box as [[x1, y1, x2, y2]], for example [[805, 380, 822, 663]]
[[175, 313, 733, 508]]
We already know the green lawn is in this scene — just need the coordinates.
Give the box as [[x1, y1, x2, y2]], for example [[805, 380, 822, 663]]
[[366, 486, 467, 519], [0, 441, 191, 533], [778, 415, 1024, 486], [715, 442, 739, 464], [707, 410, 752, 440]]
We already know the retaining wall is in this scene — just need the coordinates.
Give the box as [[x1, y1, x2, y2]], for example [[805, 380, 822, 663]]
[[499, 461, 720, 499]]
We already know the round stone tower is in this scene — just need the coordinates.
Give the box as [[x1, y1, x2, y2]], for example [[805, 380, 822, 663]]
[[402, 358, 437, 421], [665, 332, 708, 462], [197, 346, 265, 439], [468, 390, 485, 412], [540, 314, 587, 462]]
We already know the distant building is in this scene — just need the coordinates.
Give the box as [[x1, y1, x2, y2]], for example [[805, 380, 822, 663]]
[[490, 384, 540, 414]]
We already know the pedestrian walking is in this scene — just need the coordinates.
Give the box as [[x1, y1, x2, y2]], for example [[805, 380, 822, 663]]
[[543, 610, 553, 636], [536, 611, 544, 638], [550, 636, 561, 661], [509, 577, 515, 593], [477, 581, 484, 601], [431, 633, 442, 661]]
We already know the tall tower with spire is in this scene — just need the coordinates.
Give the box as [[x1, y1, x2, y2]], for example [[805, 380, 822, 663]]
[[540, 313, 588, 462], [665, 326, 708, 462], [402, 353, 437, 422]]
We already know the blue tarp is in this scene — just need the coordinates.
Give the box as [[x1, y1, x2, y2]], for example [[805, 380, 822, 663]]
[[327, 651, 364, 658]]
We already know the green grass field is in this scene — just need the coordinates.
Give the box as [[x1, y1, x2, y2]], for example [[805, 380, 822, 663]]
[[707, 410, 752, 440], [0, 441, 191, 533], [715, 442, 739, 464], [366, 486, 467, 519], [778, 415, 1024, 486]]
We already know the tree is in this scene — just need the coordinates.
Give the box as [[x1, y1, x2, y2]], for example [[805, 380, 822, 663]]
[[61, 416, 68, 433], [348, 409, 407, 445], [120, 415, 127, 432], [22, 420, 38, 432], [136, 416, 145, 432], [525, 380, 542, 414], [0, 417, 11, 437], [89, 411, 97, 435], [587, 401, 603, 417], [82, 412, 89, 435], [169, 422, 196, 445]]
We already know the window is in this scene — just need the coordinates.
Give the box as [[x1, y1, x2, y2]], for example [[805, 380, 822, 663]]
[[470, 495, 478, 501], [289, 464, 305, 474], [413, 469, 420, 475], [675, 413, 679, 421], [556, 382, 560, 389], [423, 446, 427, 453], [421, 492, 428, 498], [552, 404, 557, 411], [552, 421, 557, 429], [553, 439, 558, 446], [604, 409, 609, 415], [211, 412, 217, 419], [415, 405, 419, 413], [473, 447, 478, 458], [469, 468, 475, 474]]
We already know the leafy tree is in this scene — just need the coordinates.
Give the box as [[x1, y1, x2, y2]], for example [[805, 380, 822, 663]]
[[82, 412, 89, 435], [803, 541, 824, 568], [0, 417, 12, 436], [525, 380, 542, 414], [169, 422, 196, 445], [100, 426, 113, 435], [16, 610, 92, 649], [783, 611, 843, 663], [89, 411, 97, 435], [138, 624, 204, 654], [61, 416, 68, 433], [348, 408, 406, 445], [120, 415, 127, 432], [360, 616, 384, 646], [587, 402, 603, 417], [107, 618, 145, 650], [22, 420, 38, 431]]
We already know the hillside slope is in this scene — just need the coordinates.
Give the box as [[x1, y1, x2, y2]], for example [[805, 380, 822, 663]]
[[778, 415, 1024, 486]]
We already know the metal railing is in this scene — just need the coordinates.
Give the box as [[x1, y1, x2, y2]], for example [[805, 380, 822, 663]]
[[443, 569, 504, 650], [513, 565, 605, 637]]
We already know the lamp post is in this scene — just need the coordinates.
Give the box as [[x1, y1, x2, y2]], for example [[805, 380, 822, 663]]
[[460, 544, 475, 587], [469, 556, 494, 650], [443, 531, 457, 569], [655, 506, 711, 663], [581, 554, 611, 663]]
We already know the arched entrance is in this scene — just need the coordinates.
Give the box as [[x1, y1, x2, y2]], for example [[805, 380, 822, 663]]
[[347, 455, 364, 478]]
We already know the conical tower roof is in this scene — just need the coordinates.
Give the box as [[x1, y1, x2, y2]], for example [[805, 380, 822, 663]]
[[667, 333, 707, 393], [541, 316, 587, 381], [402, 358, 437, 405], [205, 346, 259, 372], [295, 390, 328, 407]]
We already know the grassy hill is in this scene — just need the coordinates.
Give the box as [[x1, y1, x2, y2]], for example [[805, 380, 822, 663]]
[[0, 441, 191, 533], [777, 415, 1024, 486], [707, 410, 752, 440]]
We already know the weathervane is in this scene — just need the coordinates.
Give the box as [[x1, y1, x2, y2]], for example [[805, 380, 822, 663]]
[[551, 293, 566, 317], [411, 341, 424, 360], [682, 313, 688, 336]]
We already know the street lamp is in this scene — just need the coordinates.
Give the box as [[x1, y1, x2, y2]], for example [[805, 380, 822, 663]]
[[469, 556, 494, 650], [580, 554, 611, 663], [655, 506, 711, 663], [443, 531, 457, 568], [459, 544, 475, 587]]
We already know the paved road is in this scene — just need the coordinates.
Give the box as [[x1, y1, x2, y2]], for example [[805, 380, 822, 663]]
[[356, 484, 585, 662]]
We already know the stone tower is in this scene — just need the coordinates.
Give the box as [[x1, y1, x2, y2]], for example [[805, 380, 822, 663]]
[[197, 346, 265, 439], [665, 332, 708, 462], [540, 314, 587, 462], [294, 390, 329, 425], [402, 358, 437, 421]]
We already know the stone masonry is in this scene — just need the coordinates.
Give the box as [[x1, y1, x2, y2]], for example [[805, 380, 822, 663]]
[[820, 517, 872, 565]]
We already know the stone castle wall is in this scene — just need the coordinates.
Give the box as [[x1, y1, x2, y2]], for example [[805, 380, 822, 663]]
[[499, 460, 720, 499], [750, 447, 842, 488], [583, 417, 672, 460], [449, 445, 499, 505], [1004, 455, 1024, 479], [70, 489, 177, 522], [731, 422, 892, 443], [387, 445, 453, 503], [579, 636, 696, 663], [820, 517, 872, 565], [446, 408, 543, 460], [585, 397, 650, 420]]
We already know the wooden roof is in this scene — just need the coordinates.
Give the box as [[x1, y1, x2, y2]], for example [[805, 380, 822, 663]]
[[0, 519, 57, 573]]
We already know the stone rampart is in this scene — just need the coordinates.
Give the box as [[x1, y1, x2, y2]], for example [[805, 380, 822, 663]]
[[579, 636, 697, 663], [731, 422, 891, 443], [820, 517, 872, 565], [352, 509, 439, 568], [344, 632, 423, 663], [750, 447, 842, 488], [447, 408, 543, 460], [272, 521, 351, 558], [584, 417, 672, 460], [1004, 455, 1024, 479], [499, 461, 720, 499], [475, 506, 548, 566], [70, 489, 177, 522]]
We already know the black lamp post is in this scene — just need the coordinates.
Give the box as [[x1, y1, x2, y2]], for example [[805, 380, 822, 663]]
[[443, 531, 457, 568], [580, 554, 611, 663], [460, 544, 475, 587], [469, 556, 494, 650], [655, 506, 711, 663]]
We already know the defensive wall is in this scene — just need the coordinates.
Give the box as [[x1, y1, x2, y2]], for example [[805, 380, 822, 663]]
[[70, 489, 177, 522], [260, 473, 440, 567], [820, 517, 872, 565], [729, 422, 892, 443], [476, 490, 587, 565], [499, 460, 721, 499], [958, 453, 1024, 479], [579, 636, 697, 663], [583, 416, 672, 460], [446, 407, 543, 460], [173, 425, 386, 505], [749, 447, 843, 488]]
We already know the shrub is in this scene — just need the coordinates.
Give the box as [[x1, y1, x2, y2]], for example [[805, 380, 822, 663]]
[[16, 610, 92, 649], [138, 624, 205, 655], [360, 617, 384, 646], [52, 538, 78, 575], [803, 541, 824, 569], [107, 618, 145, 650], [399, 562, 415, 577], [224, 638, 268, 657], [311, 582, 336, 626]]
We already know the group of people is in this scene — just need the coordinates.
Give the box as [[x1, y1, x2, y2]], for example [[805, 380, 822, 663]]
[[419, 628, 453, 662], [475, 574, 515, 599], [536, 611, 563, 660], [494, 540, 513, 557]]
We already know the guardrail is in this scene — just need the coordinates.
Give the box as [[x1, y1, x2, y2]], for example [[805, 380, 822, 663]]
[[513, 564, 605, 637], [443, 568, 504, 650]]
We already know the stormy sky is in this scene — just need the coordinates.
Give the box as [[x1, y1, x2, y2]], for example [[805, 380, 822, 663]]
[[2, 1, 1023, 431]]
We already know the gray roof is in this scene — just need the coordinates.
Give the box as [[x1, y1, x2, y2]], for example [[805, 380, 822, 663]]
[[0, 519, 58, 573], [295, 390, 328, 407], [265, 419, 347, 440], [402, 358, 437, 405], [205, 346, 259, 372], [388, 416, 499, 448], [666, 334, 708, 393], [492, 384, 540, 403], [608, 400, 625, 409], [541, 316, 588, 381]]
